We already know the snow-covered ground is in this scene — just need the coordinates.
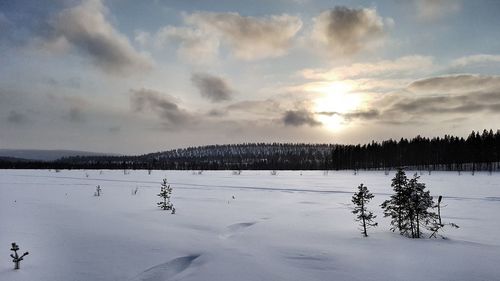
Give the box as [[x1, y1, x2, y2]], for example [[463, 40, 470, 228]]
[[1, 169, 499, 281]]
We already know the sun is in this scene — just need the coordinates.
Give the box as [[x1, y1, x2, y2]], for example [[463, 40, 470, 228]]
[[310, 81, 362, 131]]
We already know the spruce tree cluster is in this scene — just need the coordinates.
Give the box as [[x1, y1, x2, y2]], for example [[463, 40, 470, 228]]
[[351, 184, 377, 237], [381, 168, 437, 238], [157, 178, 175, 214]]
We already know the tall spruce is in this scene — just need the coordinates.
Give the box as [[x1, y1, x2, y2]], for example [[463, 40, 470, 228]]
[[352, 184, 377, 237], [381, 167, 409, 234], [407, 173, 436, 238]]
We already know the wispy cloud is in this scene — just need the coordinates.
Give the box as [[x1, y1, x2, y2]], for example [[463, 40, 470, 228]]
[[152, 12, 302, 61], [415, 0, 461, 21]]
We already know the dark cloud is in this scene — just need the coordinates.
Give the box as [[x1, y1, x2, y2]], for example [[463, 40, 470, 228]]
[[130, 88, 197, 128], [206, 109, 227, 117], [311, 6, 389, 56], [282, 110, 321, 127], [65, 107, 86, 123], [47, 0, 152, 75], [108, 126, 121, 133], [191, 73, 233, 102], [7, 110, 28, 124]]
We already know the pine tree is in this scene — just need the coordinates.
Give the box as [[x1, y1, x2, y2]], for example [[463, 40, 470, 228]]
[[408, 173, 437, 238], [381, 167, 409, 234], [352, 183, 378, 237], [382, 169, 440, 238], [157, 178, 175, 214]]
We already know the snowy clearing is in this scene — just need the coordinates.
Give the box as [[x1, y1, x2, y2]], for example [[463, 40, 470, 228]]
[[1, 170, 500, 281]]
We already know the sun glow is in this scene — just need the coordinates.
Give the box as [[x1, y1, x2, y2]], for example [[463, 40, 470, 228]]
[[311, 81, 362, 131]]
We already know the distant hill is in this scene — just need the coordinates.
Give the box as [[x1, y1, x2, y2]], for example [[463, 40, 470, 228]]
[[1, 130, 499, 171], [0, 156, 30, 162], [0, 149, 118, 162]]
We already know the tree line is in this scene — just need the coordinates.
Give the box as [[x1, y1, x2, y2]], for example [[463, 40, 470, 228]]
[[0, 130, 499, 171]]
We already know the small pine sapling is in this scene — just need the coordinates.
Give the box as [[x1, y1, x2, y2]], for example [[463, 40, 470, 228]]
[[352, 184, 378, 237], [94, 185, 102, 197], [10, 242, 29, 270], [157, 178, 175, 214]]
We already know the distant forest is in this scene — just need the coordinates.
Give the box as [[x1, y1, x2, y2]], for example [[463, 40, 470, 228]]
[[1, 130, 499, 171]]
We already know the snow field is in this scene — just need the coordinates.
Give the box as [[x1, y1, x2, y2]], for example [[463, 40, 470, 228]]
[[1, 169, 500, 281]]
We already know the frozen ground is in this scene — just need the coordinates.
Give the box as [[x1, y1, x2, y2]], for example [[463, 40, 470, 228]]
[[1, 169, 500, 281]]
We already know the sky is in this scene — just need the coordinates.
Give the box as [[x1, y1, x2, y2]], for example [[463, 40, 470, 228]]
[[1, 0, 500, 154]]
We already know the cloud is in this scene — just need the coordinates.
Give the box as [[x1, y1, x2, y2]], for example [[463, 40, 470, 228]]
[[310, 6, 391, 57], [317, 109, 380, 121], [408, 74, 500, 93], [57, 96, 88, 123], [282, 110, 321, 126], [7, 110, 28, 124], [451, 54, 500, 68], [0, 12, 10, 31], [47, 0, 152, 75], [305, 75, 500, 125], [156, 12, 302, 61], [301, 55, 434, 80], [130, 88, 196, 128], [378, 75, 500, 118], [155, 26, 220, 63], [226, 99, 283, 117], [65, 107, 86, 123], [415, 0, 461, 21], [187, 12, 302, 60], [388, 93, 500, 115], [191, 73, 234, 102]]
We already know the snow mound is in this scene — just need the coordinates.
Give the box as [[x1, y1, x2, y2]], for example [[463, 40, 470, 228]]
[[219, 222, 257, 239], [129, 255, 201, 281]]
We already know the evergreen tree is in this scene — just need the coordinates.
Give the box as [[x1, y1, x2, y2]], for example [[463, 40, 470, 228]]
[[382, 169, 439, 238], [381, 167, 409, 234], [157, 178, 175, 213], [407, 173, 437, 238], [352, 184, 377, 237]]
